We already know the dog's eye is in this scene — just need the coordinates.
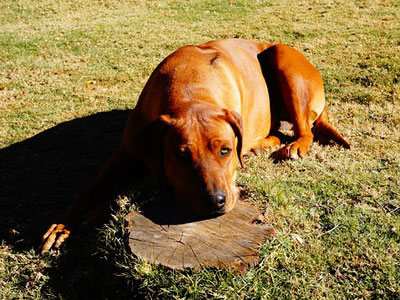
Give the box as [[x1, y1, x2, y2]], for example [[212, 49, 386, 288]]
[[219, 147, 231, 157], [177, 147, 191, 160]]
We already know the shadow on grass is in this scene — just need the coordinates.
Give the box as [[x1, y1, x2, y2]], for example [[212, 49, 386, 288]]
[[0, 109, 130, 249], [45, 233, 143, 299], [0, 109, 144, 299]]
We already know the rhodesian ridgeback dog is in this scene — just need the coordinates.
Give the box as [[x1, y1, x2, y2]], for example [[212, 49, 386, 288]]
[[40, 39, 349, 253]]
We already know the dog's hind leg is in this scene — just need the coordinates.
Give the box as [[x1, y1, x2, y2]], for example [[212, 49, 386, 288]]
[[259, 44, 327, 159]]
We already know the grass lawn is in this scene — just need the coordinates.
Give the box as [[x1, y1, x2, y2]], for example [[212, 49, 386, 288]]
[[1, 0, 399, 299]]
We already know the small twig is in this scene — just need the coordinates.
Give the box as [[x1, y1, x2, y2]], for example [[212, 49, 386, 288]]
[[295, 198, 314, 204], [334, 202, 346, 210], [372, 199, 388, 213], [317, 224, 341, 238], [388, 206, 400, 215]]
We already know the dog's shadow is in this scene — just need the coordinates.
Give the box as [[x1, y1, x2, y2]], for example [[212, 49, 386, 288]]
[[0, 110, 131, 250], [0, 109, 143, 299]]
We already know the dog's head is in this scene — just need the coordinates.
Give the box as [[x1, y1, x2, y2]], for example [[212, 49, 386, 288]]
[[135, 104, 244, 216]]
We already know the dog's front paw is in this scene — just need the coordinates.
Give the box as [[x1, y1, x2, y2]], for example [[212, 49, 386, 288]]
[[272, 141, 308, 160], [40, 224, 70, 254]]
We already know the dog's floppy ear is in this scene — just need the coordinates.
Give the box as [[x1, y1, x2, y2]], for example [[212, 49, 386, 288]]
[[221, 109, 244, 168], [133, 114, 172, 183]]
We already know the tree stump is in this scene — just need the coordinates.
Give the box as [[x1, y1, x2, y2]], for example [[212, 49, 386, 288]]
[[125, 196, 275, 271]]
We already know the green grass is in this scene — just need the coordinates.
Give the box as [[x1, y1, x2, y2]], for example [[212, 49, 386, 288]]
[[1, 0, 399, 299]]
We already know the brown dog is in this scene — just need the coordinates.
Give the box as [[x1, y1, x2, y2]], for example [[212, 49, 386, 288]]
[[40, 39, 349, 253]]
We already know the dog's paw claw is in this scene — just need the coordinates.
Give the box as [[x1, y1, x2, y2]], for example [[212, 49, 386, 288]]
[[40, 224, 70, 254]]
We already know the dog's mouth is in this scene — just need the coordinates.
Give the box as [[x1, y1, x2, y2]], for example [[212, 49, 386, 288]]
[[203, 203, 228, 216]]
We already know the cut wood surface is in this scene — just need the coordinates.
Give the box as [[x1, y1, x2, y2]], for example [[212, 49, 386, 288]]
[[126, 198, 275, 271]]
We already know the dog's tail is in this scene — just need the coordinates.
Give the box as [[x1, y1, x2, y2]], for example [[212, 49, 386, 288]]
[[312, 108, 350, 149]]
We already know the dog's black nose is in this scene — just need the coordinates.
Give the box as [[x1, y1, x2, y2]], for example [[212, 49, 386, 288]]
[[210, 191, 226, 210]]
